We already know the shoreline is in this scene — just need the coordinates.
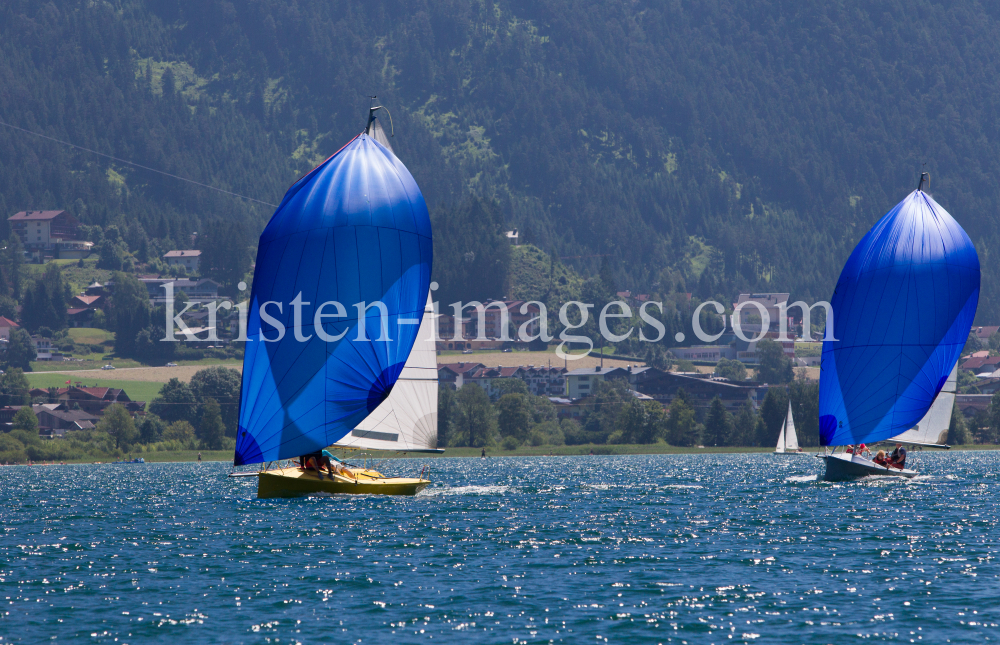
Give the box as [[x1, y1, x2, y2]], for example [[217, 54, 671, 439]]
[[9, 443, 999, 464]]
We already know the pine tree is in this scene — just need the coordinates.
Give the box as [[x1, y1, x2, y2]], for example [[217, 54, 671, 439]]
[[704, 396, 731, 447], [667, 395, 699, 447], [729, 397, 757, 446], [198, 398, 226, 450]]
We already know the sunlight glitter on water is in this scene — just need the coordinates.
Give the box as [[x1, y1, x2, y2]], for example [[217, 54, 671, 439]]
[[2, 452, 999, 643]]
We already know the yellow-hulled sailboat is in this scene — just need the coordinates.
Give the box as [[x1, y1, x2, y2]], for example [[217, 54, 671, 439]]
[[254, 295, 441, 498], [231, 105, 441, 497]]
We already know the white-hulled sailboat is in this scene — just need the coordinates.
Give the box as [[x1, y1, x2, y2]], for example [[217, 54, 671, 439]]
[[821, 366, 956, 480], [817, 178, 979, 482], [774, 402, 802, 454]]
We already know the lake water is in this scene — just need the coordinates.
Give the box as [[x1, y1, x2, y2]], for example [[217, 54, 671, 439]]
[[2, 452, 999, 643]]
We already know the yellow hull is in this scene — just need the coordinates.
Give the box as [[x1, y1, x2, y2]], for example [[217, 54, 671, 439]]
[[256, 466, 430, 498]]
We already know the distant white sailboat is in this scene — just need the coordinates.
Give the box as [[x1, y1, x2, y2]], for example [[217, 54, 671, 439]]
[[774, 402, 802, 454]]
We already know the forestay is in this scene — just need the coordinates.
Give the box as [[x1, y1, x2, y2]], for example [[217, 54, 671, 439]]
[[234, 134, 433, 466], [819, 189, 979, 447], [334, 294, 440, 452]]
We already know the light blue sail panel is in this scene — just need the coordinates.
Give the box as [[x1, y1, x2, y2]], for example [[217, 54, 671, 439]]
[[819, 190, 979, 447], [234, 134, 432, 465]]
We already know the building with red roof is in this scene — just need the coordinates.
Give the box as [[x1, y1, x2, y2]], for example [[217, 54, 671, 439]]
[[0, 316, 18, 340]]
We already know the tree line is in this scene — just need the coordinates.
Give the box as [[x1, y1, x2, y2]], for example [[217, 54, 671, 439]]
[[0, 366, 240, 464]]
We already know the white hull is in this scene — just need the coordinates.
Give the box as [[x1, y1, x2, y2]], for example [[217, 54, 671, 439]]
[[820, 453, 917, 481]]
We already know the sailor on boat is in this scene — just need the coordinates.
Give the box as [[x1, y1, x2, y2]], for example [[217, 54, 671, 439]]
[[888, 443, 907, 469], [299, 450, 355, 480]]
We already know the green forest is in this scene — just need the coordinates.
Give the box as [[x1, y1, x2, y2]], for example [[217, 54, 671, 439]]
[[2, 0, 1000, 319]]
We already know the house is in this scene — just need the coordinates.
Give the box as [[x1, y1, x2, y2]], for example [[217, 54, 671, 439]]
[[35, 408, 99, 437], [0, 404, 95, 437], [520, 365, 568, 397], [437, 362, 485, 389], [553, 388, 656, 421], [55, 386, 145, 416], [505, 229, 519, 246], [69, 294, 103, 310], [549, 396, 589, 420], [564, 366, 632, 399], [633, 370, 763, 412], [732, 293, 791, 335], [959, 355, 1000, 373], [436, 300, 542, 348], [163, 250, 202, 273], [7, 210, 93, 259], [0, 316, 19, 340], [85, 281, 113, 297], [464, 365, 527, 398], [972, 326, 1000, 343], [66, 308, 95, 328], [31, 336, 55, 360], [955, 394, 993, 417], [973, 377, 1000, 395], [141, 277, 220, 303]]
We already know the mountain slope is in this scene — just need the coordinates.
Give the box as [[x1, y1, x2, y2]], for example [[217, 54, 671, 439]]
[[1, 1, 998, 318]]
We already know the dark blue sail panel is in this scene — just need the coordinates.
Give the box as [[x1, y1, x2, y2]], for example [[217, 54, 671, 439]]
[[234, 134, 432, 465], [819, 190, 979, 447]]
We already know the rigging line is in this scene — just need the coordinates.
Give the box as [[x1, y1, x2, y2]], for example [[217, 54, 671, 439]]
[[0, 118, 278, 208]]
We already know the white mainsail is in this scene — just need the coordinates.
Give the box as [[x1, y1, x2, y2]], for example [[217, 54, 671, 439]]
[[333, 294, 440, 452], [774, 402, 799, 453], [889, 365, 957, 447]]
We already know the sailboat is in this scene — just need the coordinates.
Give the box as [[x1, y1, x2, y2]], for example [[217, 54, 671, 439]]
[[818, 176, 980, 481], [232, 104, 438, 498], [774, 402, 802, 454]]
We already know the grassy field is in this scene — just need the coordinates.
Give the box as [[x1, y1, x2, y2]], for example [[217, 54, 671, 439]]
[[67, 328, 114, 345], [24, 258, 112, 296], [26, 373, 164, 405]]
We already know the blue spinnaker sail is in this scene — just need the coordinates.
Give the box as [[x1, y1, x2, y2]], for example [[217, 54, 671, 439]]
[[234, 134, 432, 465], [819, 189, 979, 447]]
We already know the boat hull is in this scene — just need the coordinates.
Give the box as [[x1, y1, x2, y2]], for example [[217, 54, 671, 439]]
[[820, 454, 917, 481], [257, 467, 430, 498]]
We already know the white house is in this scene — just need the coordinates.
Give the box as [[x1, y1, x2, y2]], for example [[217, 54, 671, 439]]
[[163, 250, 202, 273]]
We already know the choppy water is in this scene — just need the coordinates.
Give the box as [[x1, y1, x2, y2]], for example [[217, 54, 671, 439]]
[[2, 452, 999, 643]]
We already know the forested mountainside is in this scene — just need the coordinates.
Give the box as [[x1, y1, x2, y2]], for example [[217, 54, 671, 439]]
[[2, 1, 1000, 317]]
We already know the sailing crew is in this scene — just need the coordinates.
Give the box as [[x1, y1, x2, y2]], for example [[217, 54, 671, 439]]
[[873, 450, 888, 467], [889, 443, 907, 469]]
